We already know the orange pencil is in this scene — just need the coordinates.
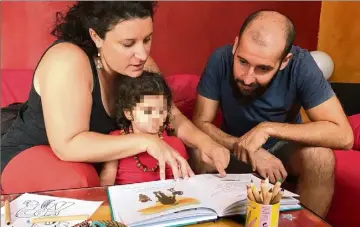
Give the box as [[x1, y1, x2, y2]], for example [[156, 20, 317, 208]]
[[271, 189, 284, 204], [5, 200, 11, 225], [272, 181, 282, 200]]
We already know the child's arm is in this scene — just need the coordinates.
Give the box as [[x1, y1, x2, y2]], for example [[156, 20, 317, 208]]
[[99, 160, 119, 186]]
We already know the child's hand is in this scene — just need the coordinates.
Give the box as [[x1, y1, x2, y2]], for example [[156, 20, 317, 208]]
[[99, 160, 118, 186], [145, 135, 195, 181]]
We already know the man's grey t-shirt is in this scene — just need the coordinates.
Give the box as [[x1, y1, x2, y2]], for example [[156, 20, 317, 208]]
[[197, 45, 335, 149]]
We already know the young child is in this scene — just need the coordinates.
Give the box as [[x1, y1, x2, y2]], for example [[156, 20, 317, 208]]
[[99, 72, 189, 185]]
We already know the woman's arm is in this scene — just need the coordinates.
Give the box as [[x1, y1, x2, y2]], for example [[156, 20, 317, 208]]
[[35, 44, 192, 180], [36, 42, 152, 162]]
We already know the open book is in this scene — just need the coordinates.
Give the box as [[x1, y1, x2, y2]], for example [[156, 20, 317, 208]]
[[107, 174, 301, 227]]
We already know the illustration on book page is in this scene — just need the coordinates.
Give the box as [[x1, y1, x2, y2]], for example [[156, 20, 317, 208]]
[[0, 193, 103, 227], [137, 187, 200, 215]]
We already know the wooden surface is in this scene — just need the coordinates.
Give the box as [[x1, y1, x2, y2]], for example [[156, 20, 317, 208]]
[[1, 186, 331, 227], [318, 2, 360, 83]]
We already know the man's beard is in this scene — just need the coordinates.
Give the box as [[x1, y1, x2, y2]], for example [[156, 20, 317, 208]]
[[229, 71, 279, 105]]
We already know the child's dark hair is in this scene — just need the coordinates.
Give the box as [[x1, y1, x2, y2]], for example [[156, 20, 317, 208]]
[[116, 71, 174, 134], [51, 1, 157, 57]]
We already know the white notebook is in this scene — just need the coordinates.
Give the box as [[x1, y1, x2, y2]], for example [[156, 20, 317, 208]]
[[107, 174, 301, 227]]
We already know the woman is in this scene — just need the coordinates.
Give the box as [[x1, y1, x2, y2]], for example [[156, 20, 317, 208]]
[[1, 1, 229, 189]]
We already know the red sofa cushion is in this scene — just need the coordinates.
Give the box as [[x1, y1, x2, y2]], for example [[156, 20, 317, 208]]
[[1, 69, 33, 107], [164, 74, 200, 121], [348, 114, 360, 150], [164, 74, 222, 127], [1, 146, 99, 194], [326, 150, 360, 227]]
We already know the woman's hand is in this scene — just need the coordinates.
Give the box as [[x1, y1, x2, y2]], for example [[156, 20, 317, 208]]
[[145, 135, 195, 181]]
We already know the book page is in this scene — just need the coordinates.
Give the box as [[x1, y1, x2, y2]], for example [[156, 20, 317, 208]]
[[193, 174, 251, 214], [108, 177, 216, 226], [0, 193, 103, 227], [203, 174, 299, 197], [194, 174, 300, 216], [108, 174, 300, 225]]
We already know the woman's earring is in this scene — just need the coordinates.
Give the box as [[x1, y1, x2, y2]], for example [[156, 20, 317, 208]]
[[96, 52, 103, 70]]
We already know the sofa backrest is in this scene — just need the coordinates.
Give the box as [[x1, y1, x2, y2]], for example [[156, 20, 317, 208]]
[[1, 69, 34, 107], [164, 74, 222, 127], [1, 71, 222, 127]]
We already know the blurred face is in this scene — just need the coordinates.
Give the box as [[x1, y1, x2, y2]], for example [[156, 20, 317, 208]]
[[125, 95, 168, 134], [231, 34, 291, 98], [91, 17, 153, 77]]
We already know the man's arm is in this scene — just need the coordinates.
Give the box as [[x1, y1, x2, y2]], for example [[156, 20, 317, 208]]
[[193, 95, 237, 150], [144, 55, 214, 147], [170, 100, 230, 176], [258, 50, 353, 150], [170, 103, 213, 149], [146, 55, 224, 150], [260, 95, 354, 150], [149, 56, 230, 175]]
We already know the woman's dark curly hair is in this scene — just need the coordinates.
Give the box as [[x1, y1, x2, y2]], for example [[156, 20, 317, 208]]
[[116, 72, 174, 135], [51, 1, 157, 57]]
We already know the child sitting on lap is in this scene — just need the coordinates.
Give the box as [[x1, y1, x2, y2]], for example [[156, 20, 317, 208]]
[[99, 72, 188, 185]]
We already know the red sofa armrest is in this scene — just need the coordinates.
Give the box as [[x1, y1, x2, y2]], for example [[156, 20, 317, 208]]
[[1, 146, 100, 194], [348, 114, 360, 150], [326, 150, 360, 227]]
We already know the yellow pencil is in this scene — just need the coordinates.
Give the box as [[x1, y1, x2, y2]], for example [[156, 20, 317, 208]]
[[264, 192, 272, 205], [29, 215, 89, 224], [271, 189, 284, 204], [264, 177, 269, 188], [250, 180, 262, 203], [260, 180, 268, 205], [5, 200, 11, 225], [272, 181, 282, 200], [247, 185, 256, 201]]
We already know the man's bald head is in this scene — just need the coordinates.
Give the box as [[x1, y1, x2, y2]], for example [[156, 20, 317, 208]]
[[238, 10, 296, 60]]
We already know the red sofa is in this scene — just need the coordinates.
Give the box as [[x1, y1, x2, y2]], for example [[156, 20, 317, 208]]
[[1, 71, 360, 227]]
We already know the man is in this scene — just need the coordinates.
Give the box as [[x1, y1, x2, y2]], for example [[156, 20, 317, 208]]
[[192, 10, 354, 218]]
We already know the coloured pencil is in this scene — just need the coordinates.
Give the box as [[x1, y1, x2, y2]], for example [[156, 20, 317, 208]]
[[29, 215, 89, 224], [271, 181, 282, 200], [250, 180, 262, 203], [271, 189, 284, 205], [248, 178, 284, 205], [247, 185, 256, 202], [5, 200, 11, 225]]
